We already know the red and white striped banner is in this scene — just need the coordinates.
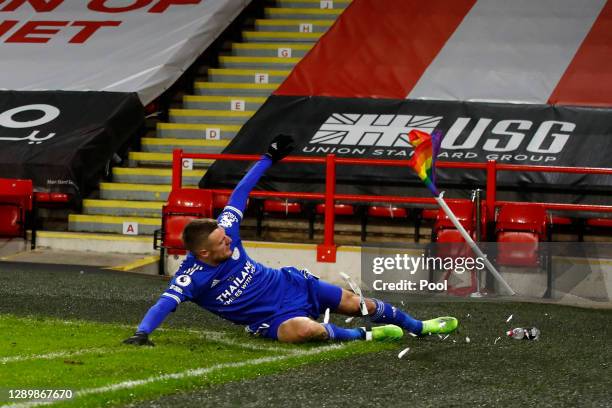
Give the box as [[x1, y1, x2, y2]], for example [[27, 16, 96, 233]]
[[276, 0, 612, 107]]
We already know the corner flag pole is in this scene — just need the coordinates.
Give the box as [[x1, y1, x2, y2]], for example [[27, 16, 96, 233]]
[[435, 192, 515, 296], [405, 128, 515, 295]]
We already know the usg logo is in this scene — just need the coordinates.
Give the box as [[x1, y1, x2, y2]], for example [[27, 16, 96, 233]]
[[309, 114, 442, 147], [306, 113, 575, 162]]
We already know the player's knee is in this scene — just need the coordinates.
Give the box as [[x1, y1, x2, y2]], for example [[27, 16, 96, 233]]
[[277, 318, 327, 343], [295, 322, 326, 342]]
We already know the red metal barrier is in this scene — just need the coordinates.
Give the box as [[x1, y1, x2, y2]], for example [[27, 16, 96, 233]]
[[171, 150, 612, 262]]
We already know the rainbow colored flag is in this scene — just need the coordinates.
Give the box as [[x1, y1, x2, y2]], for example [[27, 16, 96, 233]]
[[407, 129, 443, 197]]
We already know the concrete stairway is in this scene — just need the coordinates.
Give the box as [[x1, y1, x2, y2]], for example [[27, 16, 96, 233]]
[[67, 0, 350, 238]]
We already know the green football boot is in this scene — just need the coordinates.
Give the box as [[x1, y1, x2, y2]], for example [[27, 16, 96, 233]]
[[370, 324, 404, 341], [421, 316, 459, 335]]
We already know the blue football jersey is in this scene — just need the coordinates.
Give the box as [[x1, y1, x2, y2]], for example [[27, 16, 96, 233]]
[[161, 205, 315, 326]]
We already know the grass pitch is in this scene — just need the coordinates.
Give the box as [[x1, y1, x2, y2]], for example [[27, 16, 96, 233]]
[[0, 262, 611, 407], [0, 315, 395, 407]]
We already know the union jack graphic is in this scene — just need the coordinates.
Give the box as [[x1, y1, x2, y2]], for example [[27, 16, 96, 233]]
[[310, 114, 442, 147]]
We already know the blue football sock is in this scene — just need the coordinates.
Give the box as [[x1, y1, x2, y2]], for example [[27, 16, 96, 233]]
[[322, 323, 365, 341], [370, 299, 423, 334]]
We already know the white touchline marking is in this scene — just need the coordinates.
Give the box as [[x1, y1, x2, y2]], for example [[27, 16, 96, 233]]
[[192, 331, 297, 355], [130, 327, 291, 354], [9, 344, 345, 407], [1, 330, 288, 365], [1, 347, 113, 364]]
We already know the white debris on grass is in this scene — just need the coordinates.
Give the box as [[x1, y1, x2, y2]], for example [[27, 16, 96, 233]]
[[466, 313, 471, 318], [398, 347, 410, 359], [465, 336, 470, 343], [506, 314, 513, 323], [494, 336, 501, 345], [400, 301, 405, 306], [323, 308, 330, 324], [345, 317, 354, 323]]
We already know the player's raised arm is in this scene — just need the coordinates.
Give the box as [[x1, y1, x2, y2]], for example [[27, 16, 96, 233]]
[[225, 134, 295, 217]]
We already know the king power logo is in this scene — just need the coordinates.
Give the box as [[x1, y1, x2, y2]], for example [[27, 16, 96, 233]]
[[304, 113, 575, 163]]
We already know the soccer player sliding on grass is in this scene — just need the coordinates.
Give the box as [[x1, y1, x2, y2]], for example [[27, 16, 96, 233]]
[[123, 135, 458, 346]]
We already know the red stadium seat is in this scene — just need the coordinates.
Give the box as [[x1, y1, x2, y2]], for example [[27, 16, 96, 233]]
[[212, 193, 230, 210], [548, 214, 581, 240], [257, 199, 304, 237], [586, 218, 612, 228], [496, 231, 540, 266], [422, 208, 438, 220], [361, 205, 409, 242], [263, 199, 302, 214], [309, 203, 356, 239], [154, 189, 213, 274], [579, 217, 612, 241], [0, 178, 33, 245], [551, 216, 572, 226], [495, 205, 549, 261], [367, 206, 408, 218], [435, 229, 474, 258], [496, 203, 547, 240], [316, 203, 355, 216], [34, 192, 70, 204], [429, 200, 483, 296], [432, 201, 476, 264], [0, 204, 21, 237], [495, 203, 550, 296], [434, 200, 474, 231]]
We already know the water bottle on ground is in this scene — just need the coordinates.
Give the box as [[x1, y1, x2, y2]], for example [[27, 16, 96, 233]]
[[506, 327, 540, 340]]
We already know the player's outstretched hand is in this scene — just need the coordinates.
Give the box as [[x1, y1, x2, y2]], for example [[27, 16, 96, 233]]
[[266, 134, 295, 163], [123, 331, 155, 346]]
